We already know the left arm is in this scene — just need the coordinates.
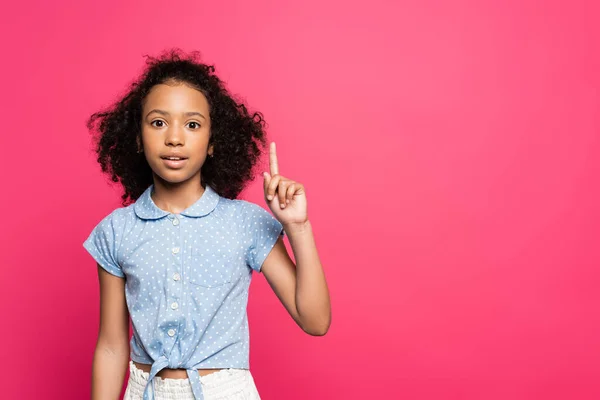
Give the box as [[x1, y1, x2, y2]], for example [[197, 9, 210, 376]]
[[259, 142, 331, 336], [261, 221, 331, 336]]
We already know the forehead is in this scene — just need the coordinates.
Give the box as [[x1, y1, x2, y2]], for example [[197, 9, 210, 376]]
[[143, 83, 209, 113]]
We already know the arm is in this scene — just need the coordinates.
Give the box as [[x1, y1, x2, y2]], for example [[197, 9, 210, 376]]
[[261, 222, 331, 336], [92, 264, 130, 400], [260, 141, 331, 336]]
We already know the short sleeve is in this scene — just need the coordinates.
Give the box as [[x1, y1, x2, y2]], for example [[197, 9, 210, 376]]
[[243, 202, 285, 272], [83, 211, 125, 278]]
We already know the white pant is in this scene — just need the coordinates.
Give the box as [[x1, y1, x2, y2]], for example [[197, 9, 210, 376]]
[[123, 361, 262, 400]]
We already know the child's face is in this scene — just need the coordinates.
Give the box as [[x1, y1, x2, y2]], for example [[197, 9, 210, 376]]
[[141, 82, 213, 186]]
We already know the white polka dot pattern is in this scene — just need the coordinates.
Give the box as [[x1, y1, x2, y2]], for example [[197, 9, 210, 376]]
[[83, 184, 284, 399]]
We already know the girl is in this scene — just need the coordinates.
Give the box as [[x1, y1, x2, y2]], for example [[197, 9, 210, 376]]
[[84, 49, 331, 400]]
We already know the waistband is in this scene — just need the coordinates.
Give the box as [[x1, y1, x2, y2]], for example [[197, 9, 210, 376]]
[[133, 358, 251, 400]]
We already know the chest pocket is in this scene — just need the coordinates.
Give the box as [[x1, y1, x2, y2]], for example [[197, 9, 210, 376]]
[[188, 247, 236, 288]]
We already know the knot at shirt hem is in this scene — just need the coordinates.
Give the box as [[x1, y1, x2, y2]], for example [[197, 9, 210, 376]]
[[142, 356, 205, 400]]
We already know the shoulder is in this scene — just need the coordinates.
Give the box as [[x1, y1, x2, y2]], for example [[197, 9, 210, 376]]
[[232, 199, 283, 235], [90, 204, 136, 233], [229, 198, 273, 221], [213, 197, 265, 219], [107, 204, 135, 222], [215, 198, 279, 228], [83, 205, 135, 277]]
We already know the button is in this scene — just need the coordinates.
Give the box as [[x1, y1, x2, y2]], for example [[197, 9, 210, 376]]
[[173, 218, 180, 226], [171, 302, 179, 310], [168, 329, 176, 337], [173, 273, 181, 281], [172, 247, 180, 254]]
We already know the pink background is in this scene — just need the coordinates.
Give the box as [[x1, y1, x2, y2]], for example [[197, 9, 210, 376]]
[[1, 1, 599, 399]]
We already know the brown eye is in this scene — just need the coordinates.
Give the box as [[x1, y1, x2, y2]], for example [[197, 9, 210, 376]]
[[151, 120, 165, 127], [188, 122, 200, 129]]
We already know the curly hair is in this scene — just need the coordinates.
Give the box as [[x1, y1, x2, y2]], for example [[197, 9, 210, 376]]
[[87, 49, 268, 204]]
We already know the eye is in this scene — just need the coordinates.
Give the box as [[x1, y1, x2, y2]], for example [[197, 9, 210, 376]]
[[188, 121, 201, 129], [151, 120, 165, 128]]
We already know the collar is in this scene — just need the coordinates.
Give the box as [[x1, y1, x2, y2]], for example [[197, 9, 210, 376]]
[[133, 184, 220, 220]]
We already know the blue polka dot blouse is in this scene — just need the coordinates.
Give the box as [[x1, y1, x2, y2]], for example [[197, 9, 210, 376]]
[[83, 184, 284, 400]]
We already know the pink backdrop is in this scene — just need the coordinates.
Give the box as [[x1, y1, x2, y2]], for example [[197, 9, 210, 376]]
[[1, 1, 599, 399]]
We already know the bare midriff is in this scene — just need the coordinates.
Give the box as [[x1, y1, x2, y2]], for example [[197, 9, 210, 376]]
[[133, 361, 223, 379]]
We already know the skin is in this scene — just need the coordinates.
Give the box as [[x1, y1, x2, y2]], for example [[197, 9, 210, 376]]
[[93, 82, 331, 397]]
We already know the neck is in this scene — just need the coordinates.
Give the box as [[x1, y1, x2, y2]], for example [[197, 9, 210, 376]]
[[151, 174, 205, 214]]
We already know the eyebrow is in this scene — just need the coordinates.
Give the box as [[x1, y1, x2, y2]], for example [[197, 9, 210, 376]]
[[146, 109, 206, 120]]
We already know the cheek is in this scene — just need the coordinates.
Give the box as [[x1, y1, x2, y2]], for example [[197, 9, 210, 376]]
[[141, 131, 161, 150], [188, 134, 210, 151]]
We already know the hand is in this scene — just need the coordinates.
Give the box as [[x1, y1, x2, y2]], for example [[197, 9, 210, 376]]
[[263, 142, 308, 227]]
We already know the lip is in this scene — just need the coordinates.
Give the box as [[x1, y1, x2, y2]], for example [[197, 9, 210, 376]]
[[160, 155, 188, 169]]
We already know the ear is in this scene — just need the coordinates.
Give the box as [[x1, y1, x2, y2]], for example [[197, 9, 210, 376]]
[[208, 144, 214, 156]]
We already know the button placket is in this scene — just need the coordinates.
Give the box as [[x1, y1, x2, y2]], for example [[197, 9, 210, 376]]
[[166, 214, 188, 350], [168, 214, 183, 320]]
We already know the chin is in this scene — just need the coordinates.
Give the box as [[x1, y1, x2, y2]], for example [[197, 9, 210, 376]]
[[153, 170, 200, 185]]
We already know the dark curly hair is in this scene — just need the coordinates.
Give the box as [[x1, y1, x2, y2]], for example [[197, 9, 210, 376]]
[[87, 48, 269, 204]]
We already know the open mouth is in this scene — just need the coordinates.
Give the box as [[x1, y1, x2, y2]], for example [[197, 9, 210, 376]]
[[160, 156, 188, 169]]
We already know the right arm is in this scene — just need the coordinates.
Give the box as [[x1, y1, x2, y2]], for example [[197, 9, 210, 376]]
[[92, 264, 130, 400]]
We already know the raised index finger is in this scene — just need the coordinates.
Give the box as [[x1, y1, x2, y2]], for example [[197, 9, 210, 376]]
[[269, 142, 279, 176]]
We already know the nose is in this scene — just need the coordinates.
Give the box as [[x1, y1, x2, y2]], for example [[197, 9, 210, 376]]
[[165, 125, 184, 147]]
